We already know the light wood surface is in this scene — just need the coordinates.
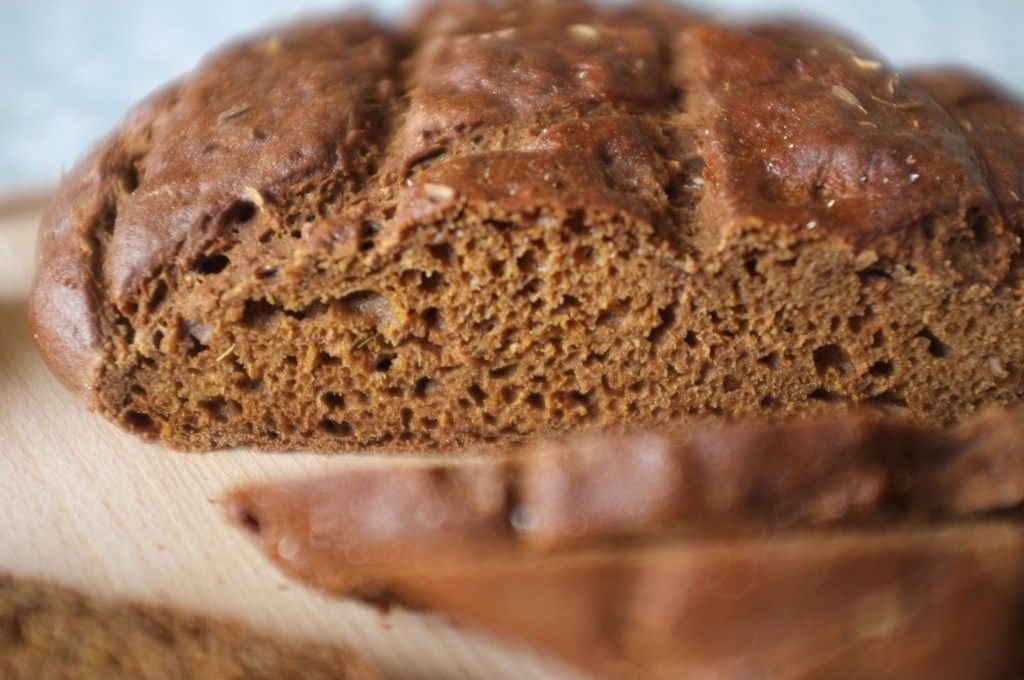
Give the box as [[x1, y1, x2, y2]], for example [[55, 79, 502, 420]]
[[0, 199, 588, 680]]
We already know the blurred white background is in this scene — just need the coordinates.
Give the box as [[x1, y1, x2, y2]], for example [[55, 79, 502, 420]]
[[2, 0, 1022, 190]]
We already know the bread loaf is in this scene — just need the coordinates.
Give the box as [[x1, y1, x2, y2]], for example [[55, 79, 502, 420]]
[[226, 409, 1024, 679], [29, 0, 1024, 452]]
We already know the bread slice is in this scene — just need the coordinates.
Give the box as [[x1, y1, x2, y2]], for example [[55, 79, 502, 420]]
[[225, 410, 1024, 679], [30, 0, 1024, 452], [0, 573, 378, 680]]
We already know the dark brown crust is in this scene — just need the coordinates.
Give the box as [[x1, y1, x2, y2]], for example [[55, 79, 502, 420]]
[[29, 83, 183, 396], [29, 150, 107, 395], [226, 410, 1024, 679], [30, 0, 1024, 451], [0, 573, 376, 680]]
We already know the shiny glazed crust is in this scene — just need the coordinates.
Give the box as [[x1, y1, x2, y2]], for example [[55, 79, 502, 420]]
[[29, 0, 1024, 451]]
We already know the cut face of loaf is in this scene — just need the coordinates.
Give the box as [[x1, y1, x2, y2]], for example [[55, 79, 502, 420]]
[[30, 0, 1024, 452], [225, 410, 1024, 679]]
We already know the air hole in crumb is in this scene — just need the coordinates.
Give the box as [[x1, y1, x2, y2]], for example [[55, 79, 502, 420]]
[[916, 327, 952, 358], [570, 390, 593, 407], [420, 271, 445, 292], [866, 391, 908, 408], [743, 256, 759, 277], [526, 393, 546, 409], [199, 397, 241, 423], [242, 299, 277, 328], [722, 375, 740, 393], [848, 310, 873, 333], [521, 279, 542, 297], [808, 388, 839, 402], [223, 200, 256, 225], [489, 365, 515, 379], [490, 259, 506, 276], [361, 222, 381, 240], [813, 344, 853, 376], [195, 254, 230, 275], [684, 330, 699, 347], [869, 360, 894, 377], [596, 308, 621, 328], [413, 377, 432, 397], [319, 418, 353, 436], [758, 352, 779, 369], [648, 305, 677, 345], [186, 337, 209, 357], [468, 384, 487, 406], [968, 208, 995, 244], [339, 290, 394, 325], [423, 307, 442, 330], [499, 386, 518, 404], [316, 351, 340, 368], [376, 357, 394, 373], [148, 280, 168, 313], [125, 410, 156, 434], [321, 392, 346, 409], [428, 243, 455, 264], [401, 408, 413, 430], [517, 251, 539, 273], [858, 261, 894, 283], [573, 246, 595, 264]]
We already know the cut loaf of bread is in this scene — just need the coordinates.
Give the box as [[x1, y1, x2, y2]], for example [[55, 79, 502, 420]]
[[226, 409, 1024, 679], [30, 0, 1024, 451]]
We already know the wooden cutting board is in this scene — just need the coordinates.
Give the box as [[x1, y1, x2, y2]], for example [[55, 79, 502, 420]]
[[0, 194, 588, 680]]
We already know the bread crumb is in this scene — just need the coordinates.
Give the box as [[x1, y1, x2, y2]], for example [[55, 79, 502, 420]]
[[423, 183, 456, 201]]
